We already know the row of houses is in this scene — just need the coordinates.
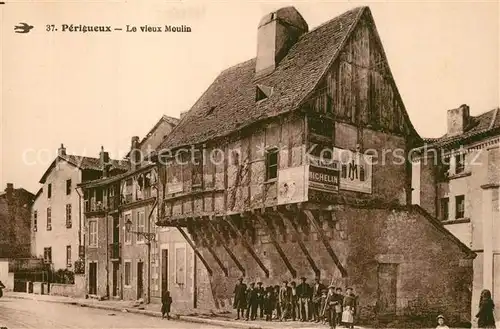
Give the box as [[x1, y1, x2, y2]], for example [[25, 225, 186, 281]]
[[2, 5, 498, 326]]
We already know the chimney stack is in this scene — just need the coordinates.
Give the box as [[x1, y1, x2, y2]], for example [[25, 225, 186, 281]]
[[447, 104, 470, 137], [99, 146, 110, 178], [255, 7, 308, 78], [130, 136, 141, 171], [5, 183, 13, 199], [58, 143, 67, 157]]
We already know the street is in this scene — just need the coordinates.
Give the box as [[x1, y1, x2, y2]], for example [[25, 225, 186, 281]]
[[0, 296, 226, 329]]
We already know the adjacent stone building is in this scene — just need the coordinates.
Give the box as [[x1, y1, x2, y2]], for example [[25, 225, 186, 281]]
[[0, 183, 34, 258], [152, 6, 475, 326], [31, 144, 128, 271], [411, 104, 500, 318], [80, 116, 181, 302]]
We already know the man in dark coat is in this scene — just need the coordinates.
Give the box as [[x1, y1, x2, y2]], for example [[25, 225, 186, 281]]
[[256, 282, 265, 319], [233, 278, 247, 320], [245, 282, 259, 321], [311, 278, 326, 322], [161, 290, 172, 319], [297, 277, 311, 321]]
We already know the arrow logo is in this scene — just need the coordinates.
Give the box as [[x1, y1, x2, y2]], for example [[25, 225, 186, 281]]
[[14, 22, 34, 33]]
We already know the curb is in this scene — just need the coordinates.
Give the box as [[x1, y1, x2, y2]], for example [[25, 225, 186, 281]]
[[5, 293, 266, 329]]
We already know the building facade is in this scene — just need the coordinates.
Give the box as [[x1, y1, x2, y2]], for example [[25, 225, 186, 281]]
[[31, 144, 128, 271], [80, 116, 186, 303], [0, 183, 34, 258], [411, 104, 500, 317], [152, 6, 475, 326]]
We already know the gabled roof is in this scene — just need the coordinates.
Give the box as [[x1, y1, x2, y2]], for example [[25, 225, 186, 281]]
[[157, 6, 418, 151], [125, 115, 179, 159], [424, 108, 500, 149], [0, 188, 35, 199], [39, 154, 129, 184]]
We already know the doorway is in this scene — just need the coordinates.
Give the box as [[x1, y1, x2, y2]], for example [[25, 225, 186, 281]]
[[112, 262, 119, 297], [113, 216, 119, 243], [137, 261, 144, 300], [161, 249, 168, 296], [377, 263, 398, 314], [89, 262, 97, 295]]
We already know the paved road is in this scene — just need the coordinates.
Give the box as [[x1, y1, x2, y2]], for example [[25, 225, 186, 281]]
[[0, 296, 226, 329]]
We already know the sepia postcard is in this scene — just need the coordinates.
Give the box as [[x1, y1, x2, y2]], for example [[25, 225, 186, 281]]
[[0, 1, 499, 328]]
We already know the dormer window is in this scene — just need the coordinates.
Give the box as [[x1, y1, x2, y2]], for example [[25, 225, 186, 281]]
[[255, 84, 273, 102], [256, 87, 267, 102]]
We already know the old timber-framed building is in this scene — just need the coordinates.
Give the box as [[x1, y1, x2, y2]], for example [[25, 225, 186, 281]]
[[153, 6, 475, 326]]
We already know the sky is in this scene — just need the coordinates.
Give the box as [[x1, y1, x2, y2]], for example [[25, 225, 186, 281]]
[[1, 0, 499, 194]]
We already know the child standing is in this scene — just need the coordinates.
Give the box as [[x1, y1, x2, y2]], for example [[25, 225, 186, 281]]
[[263, 288, 274, 321], [161, 290, 172, 319], [320, 289, 328, 324], [436, 315, 450, 329]]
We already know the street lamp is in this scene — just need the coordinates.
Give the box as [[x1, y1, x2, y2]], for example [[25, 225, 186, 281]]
[[125, 218, 156, 243]]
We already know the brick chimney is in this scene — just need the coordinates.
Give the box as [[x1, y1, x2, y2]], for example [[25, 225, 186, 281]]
[[447, 104, 470, 137], [255, 6, 308, 78], [58, 143, 67, 157], [130, 136, 141, 171], [5, 183, 14, 198], [99, 146, 110, 178]]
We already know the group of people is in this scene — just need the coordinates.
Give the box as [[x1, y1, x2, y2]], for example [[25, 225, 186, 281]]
[[233, 277, 358, 329]]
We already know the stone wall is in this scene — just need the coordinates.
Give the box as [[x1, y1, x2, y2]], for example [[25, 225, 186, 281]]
[[190, 205, 473, 326], [49, 274, 85, 298]]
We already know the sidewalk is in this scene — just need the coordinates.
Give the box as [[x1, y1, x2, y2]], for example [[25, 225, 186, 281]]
[[5, 291, 351, 329]]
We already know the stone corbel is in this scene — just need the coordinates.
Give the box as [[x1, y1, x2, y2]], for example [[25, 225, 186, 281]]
[[278, 211, 320, 278], [206, 219, 246, 277], [303, 209, 347, 277], [197, 225, 229, 277], [225, 215, 269, 278], [175, 226, 213, 276], [253, 212, 297, 278]]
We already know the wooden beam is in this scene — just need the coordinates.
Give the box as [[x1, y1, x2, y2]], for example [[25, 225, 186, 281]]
[[225, 216, 269, 278], [206, 220, 246, 277], [278, 211, 320, 278], [254, 213, 297, 278], [175, 226, 213, 276], [197, 226, 229, 277], [303, 210, 347, 277]]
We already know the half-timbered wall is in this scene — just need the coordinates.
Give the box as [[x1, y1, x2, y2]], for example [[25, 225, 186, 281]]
[[160, 114, 305, 219]]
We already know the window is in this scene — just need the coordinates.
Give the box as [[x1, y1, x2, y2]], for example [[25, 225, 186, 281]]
[[137, 211, 145, 243], [438, 161, 450, 181], [33, 211, 37, 232], [455, 154, 465, 174], [66, 245, 72, 268], [125, 179, 133, 203], [440, 197, 449, 221], [124, 213, 132, 244], [455, 195, 465, 219], [66, 204, 72, 228], [47, 184, 52, 199], [175, 246, 186, 285], [66, 179, 72, 195], [89, 220, 97, 247], [265, 148, 278, 181], [43, 247, 52, 263], [124, 261, 131, 286], [192, 149, 203, 188], [46, 208, 52, 231]]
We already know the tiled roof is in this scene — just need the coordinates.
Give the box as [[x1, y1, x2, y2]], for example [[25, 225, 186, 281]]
[[158, 6, 367, 150], [64, 155, 129, 171], [424, 108, 500, 148], [39, 154, 129, 184]]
